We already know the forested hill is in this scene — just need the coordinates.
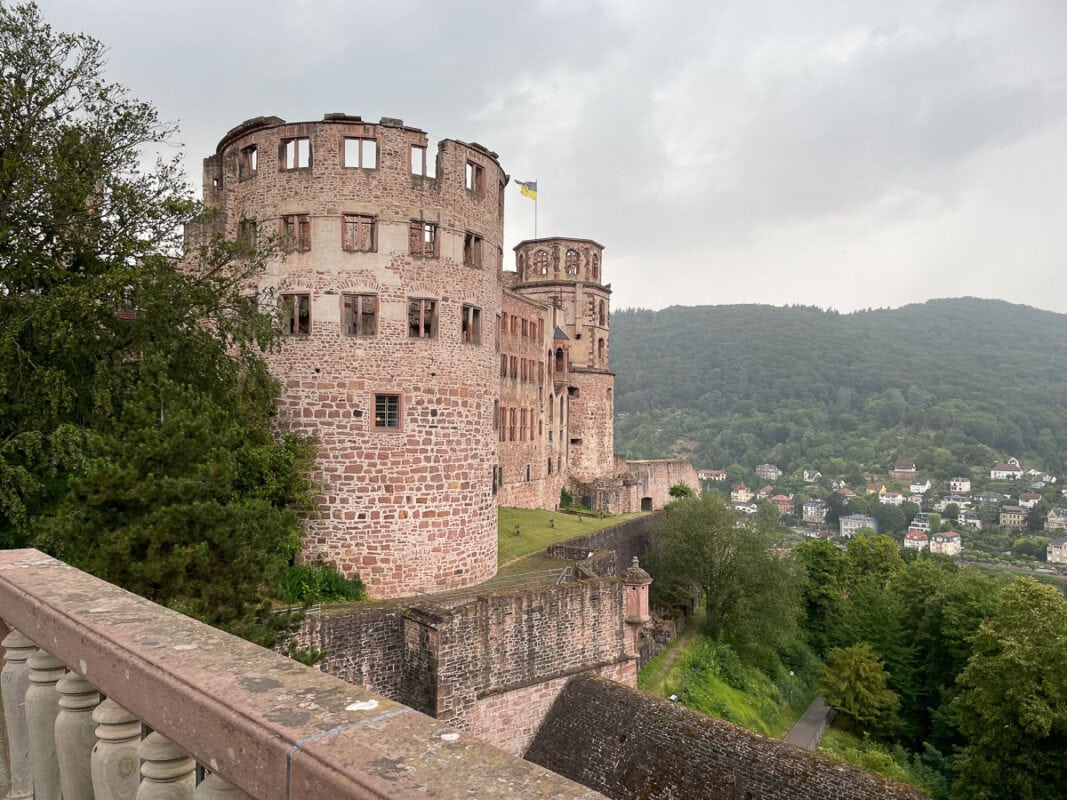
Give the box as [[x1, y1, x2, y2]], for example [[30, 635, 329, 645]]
[[611, 298, 1067, 478]]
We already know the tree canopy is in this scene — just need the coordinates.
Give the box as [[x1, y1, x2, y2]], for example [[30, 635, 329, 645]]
[[0, 3, 314, 641]]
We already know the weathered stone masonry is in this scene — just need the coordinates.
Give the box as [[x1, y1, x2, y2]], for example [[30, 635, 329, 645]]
[[192, 113, 642, 599]]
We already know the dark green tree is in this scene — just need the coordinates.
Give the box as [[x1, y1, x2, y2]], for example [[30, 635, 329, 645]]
[[821, 642, 901, 737], [647, 495, 802, 657], [795, 539, 848, 656], [0, 3, 315, 641], [667, 482, 695, 499], [951, 578, 1067, 799]]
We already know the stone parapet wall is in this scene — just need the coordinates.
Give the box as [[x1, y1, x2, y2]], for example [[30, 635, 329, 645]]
[[526, 674, 927, 800]]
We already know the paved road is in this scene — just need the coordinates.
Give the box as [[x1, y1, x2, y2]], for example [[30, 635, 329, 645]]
[[784, 694, 834, 750]]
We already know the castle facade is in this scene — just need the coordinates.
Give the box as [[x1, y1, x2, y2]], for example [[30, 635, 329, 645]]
[[195, 113, 694, 598]]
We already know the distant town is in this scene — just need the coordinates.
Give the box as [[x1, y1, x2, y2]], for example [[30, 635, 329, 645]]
[[698, 456, 1067, 566]]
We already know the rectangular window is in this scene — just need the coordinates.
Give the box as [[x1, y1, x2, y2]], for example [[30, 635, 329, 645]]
[[342, 293, 377, 336], [463, 232, 483, 268], [521, 319, 528, 339], [509, 408, 516, 442], [495, 313, 501, 352], [343, 214, 376, 252], [465, 161, 484, 194], [239, 145, 257, 180], [521, 359, 528, 382], [280, 293, 311, 335], [500, 354, 507, 378], [408, 221, 438, 257], [281, 214, 311, 252], [410, 144, 436, 178], [281, 137, 311, 170], [520, 409, 527, 441], [462, 304, 481, 344], [510, 356, 518, 379], [344, 137, 377, 169], [407, 298, 437, 339], [373, 393, 401, 430], [237, 218, 257, 249]]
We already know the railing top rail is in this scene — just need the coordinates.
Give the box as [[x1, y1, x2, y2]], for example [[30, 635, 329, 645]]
[[0, 549, 603, 800]]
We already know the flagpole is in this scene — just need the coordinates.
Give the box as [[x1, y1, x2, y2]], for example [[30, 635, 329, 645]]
[[534, 184, 538, 239]]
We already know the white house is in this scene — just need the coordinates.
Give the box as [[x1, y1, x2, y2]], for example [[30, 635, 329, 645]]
[[1047, 537, 1067, 565], [930, 531, 962, 556], [904, 530, 929, 551], [909, 477, 933, 494], [991, 458, 1023, 480], [839, 514, 879, 538], [949, 477, 971, 493]]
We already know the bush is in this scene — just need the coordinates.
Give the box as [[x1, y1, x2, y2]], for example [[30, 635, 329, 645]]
[[280, 561, 366, 605]]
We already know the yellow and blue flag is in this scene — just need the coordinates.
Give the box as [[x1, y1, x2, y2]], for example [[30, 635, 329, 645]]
[[517, 180, 537, 201]]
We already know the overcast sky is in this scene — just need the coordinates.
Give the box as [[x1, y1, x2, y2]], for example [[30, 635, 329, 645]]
[[36, 0, 1067, 313]]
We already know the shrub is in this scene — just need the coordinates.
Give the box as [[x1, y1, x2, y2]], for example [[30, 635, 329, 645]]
[[280, 561, 366, 605]]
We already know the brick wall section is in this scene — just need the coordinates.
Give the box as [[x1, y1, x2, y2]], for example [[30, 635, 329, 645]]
[[468, 660, 636, 756], [525, 674, 928, 800], [295, 579, 637, 756], [545, 512, 663, 574]]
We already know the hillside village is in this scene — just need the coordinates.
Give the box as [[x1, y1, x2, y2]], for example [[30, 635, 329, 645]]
[[698, 455, 1067, 566]]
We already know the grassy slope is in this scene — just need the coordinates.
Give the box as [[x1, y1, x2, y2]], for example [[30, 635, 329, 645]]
[[496, 507, 645, 565]]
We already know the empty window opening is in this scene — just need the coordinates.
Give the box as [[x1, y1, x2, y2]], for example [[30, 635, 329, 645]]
[[280, 293, 311, 335], [525, 464, 531, 482], [566, 248, 580, 276], [344, 137, 377, 169], [465, 161, 484, 194], [570, 438, 582, 445], [509, 408, 517, 442], [547, 458, 553, 475], [510, 356, 518, 379], [592, 253, 600, 281], [281, 214, 311, 252], [281, 137, 310, 170], [641, 497, 653, 512], [599, 300, 606, 326], [568, 386, 580, 398], [239, 145, 257, 180], [500, 354, 507, 378], [410, 144, 436, 178], [462, 304, 481, 344], [533, 249, 549, 276], [373, 393, 401, 430], [555, 347, 565, 373], [598, 338, 606, 361], [409, 221, 438, 257], [520, 409, 527, 441], [408, 298, 437, 338], [343, 214, 376, 252], [237, 218, 257, 249], [464, 232, 483, 268], [343, 293, 377, 336]]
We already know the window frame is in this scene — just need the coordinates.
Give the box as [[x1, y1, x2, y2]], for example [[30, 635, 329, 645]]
[[237, 218, 257, 249], [280, 292, 311, 336], [343, 137, 378, 169], [342, 213, 377, 252], [239, 144, 257, 181], [280, 214, 311, 252], [465, 160, 485, 194], [342, 293, 378, 337], [463, 232, 483, 268], [407, 298, 437, 339], [461, 304, 481, 345], [408, 221, 438, 258], [410, 144, 436, 178], [280, 137, 311, 170], [372, 393, 402, 431]]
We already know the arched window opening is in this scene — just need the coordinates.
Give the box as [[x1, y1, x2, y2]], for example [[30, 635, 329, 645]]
[[565, 249, 580, 276], [533, 249, 549, 275], [598, 300, 606, 326], [555, 347, 565, 373]]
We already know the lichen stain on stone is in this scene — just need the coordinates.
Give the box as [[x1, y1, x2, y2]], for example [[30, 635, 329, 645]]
[[263, 707, 311, 727], [239, 675, 283, 694], [367, 756, 412, 781]]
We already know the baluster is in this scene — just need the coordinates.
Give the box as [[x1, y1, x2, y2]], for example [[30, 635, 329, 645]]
[[194, 773, 251, 799], [137, 732, 194, 800], [91, 699, 141, 800], [1, 630, 35, 800], [54, 673, 100, 800], [25, 650, 64, 800]]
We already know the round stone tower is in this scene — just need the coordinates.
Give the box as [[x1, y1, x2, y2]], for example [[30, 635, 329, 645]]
[[511, 238, 614, 484], [200, 114, 506, 598]]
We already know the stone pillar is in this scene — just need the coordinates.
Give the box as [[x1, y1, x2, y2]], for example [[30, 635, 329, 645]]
[[137, 732, 194, 800], [91, 699, 141, 800], [25, 650, 65, 800], [1, 630, 35, 800], [54, 673, 101, 800], [621, 556, 652, 657], [194, 773, 251, 799]]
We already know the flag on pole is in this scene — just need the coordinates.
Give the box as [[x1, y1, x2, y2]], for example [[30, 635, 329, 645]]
[[517, 180, 537, 201]]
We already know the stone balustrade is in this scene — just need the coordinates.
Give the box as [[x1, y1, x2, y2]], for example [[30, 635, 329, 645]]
[[0, 549, 603, 800]]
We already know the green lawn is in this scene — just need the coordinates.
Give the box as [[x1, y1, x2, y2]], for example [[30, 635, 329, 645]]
[[497, 507, 645, 566]]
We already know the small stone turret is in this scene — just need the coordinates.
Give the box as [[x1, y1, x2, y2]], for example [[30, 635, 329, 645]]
[[621, 556, 652, 655]]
